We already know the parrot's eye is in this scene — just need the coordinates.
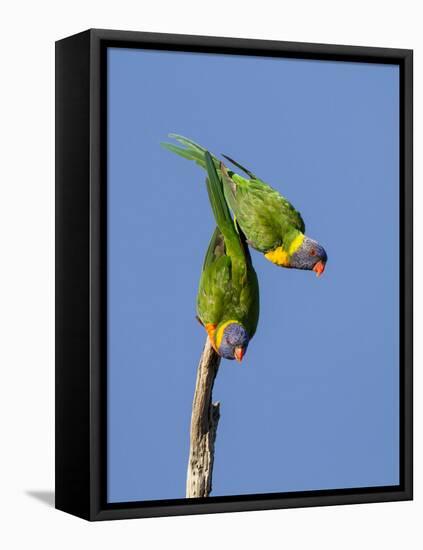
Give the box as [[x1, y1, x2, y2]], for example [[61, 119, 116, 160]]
[[310, 249, 316, 256]]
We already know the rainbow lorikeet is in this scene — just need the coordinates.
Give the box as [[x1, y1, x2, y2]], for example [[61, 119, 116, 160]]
[[163, 135, 327, 276], [197, 152, 259, 362]]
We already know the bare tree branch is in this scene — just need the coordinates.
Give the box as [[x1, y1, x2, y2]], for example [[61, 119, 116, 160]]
[[186, 337, 221, 498]]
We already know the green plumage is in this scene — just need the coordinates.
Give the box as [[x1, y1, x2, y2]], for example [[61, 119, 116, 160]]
[[197, 152, 259, 340], [162, 134, 305, 253]]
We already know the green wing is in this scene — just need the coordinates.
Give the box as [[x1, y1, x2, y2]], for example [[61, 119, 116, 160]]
[[235, 222, 260, 338], [197, 227, 231, 327], [220, 164, 305, 251]]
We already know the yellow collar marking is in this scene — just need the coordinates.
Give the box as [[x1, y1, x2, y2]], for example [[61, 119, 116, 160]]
[[264, 234, 305, 267], [289, 233, 305, 255], [215, 319, 239, 350], [264, 246, 289, 266]]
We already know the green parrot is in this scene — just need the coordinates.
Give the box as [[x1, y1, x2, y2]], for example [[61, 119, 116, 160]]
[[163, 134, 327, 276], [197, 151, 259, 362]]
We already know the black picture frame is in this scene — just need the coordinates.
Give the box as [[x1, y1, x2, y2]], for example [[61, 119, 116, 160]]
[[55, 28, 413, 521]]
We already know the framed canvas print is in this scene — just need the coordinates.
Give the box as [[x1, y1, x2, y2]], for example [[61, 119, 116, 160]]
[[55, 29, 413, 521]]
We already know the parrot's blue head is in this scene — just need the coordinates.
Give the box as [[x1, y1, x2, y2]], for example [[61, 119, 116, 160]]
[[216, 322, 249, 362], [290, 236, 328, 277]]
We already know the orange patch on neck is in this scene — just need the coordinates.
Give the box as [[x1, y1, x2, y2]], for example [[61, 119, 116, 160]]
[[205, 323, 218, 351]]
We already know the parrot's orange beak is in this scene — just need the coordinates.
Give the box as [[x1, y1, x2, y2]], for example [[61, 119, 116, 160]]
[[234, 347, 245, 362], [313, 260, 326, 277]]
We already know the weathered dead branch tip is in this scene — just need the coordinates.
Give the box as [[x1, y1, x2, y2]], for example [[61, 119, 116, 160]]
[[186, 338, 221, 498]]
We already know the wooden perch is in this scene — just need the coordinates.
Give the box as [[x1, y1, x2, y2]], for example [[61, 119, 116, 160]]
[[186, 337, 221, 498]]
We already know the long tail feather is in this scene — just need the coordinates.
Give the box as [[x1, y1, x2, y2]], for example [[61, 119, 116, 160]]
[[204, 151, 234, 235], [204, 152, 249, 266], [221, 154, 256, 179], [161, 134, 221, 172]]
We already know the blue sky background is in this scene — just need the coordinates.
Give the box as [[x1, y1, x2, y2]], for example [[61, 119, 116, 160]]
[[107, 48, 399, 503]]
